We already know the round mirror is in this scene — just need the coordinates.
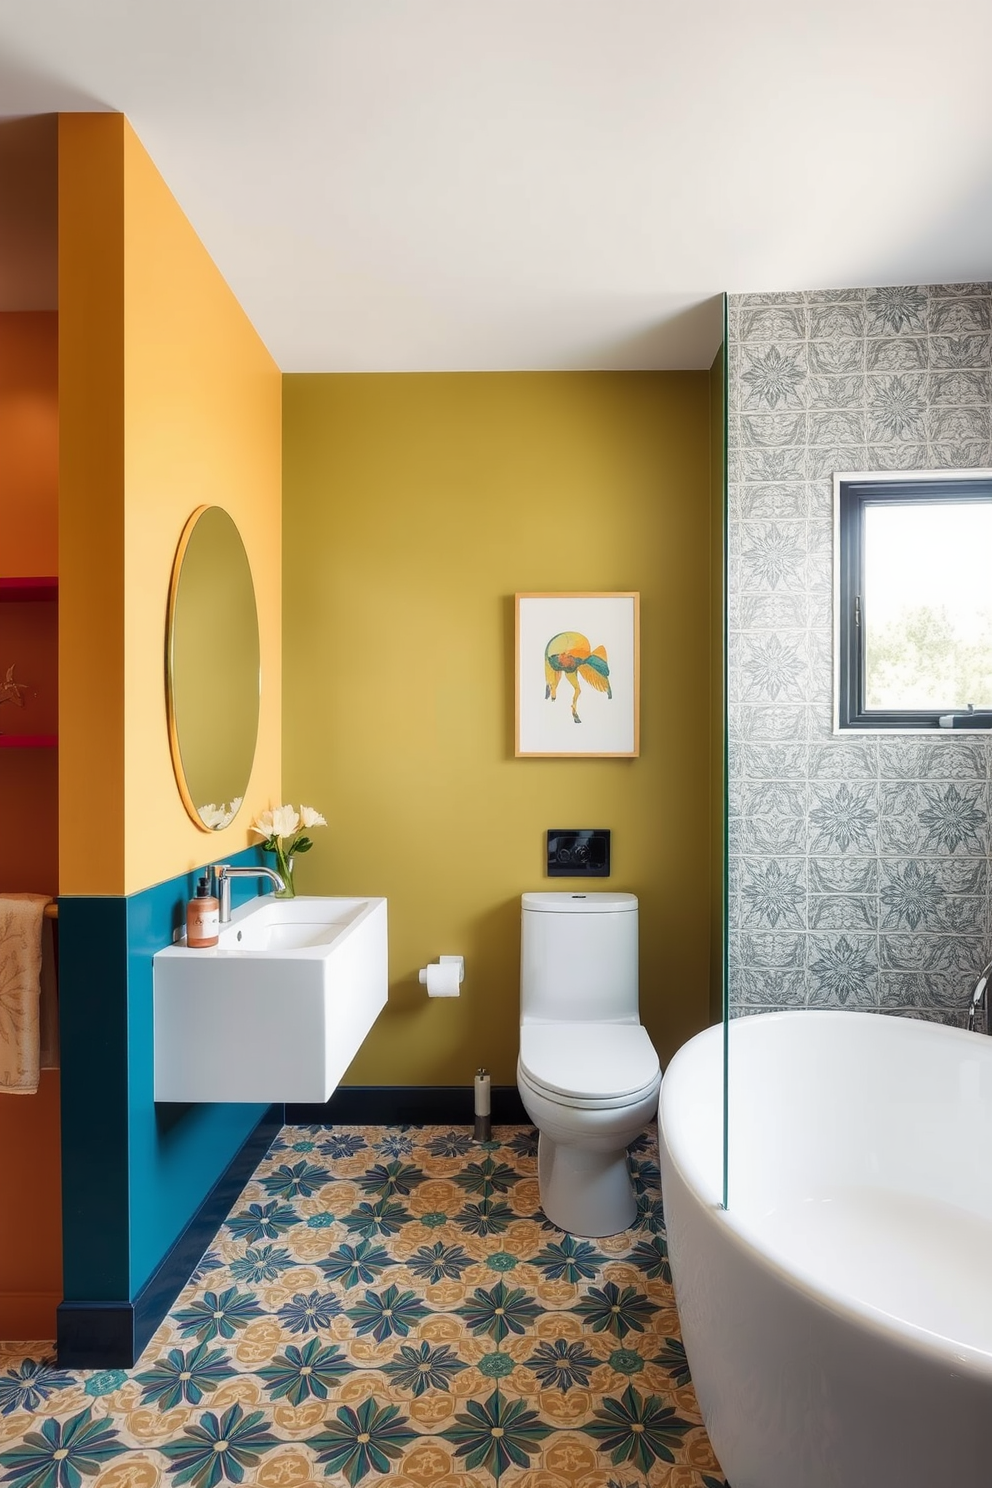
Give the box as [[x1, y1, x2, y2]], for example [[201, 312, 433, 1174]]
[[166, 505, 260, 831]]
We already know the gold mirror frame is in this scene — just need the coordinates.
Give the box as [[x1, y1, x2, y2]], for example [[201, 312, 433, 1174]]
[[166, 505, 261, 832]]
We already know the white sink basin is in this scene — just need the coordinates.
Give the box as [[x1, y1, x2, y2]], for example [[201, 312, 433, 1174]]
[[153, 895, 387, 1103]]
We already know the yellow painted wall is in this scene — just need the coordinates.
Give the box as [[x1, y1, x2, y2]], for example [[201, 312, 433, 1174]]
[[283, 373, 713, 1081], [58, 115, 282, 896]]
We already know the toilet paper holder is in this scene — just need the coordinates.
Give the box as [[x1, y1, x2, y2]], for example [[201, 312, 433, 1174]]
[[419, 955, 465, 996]]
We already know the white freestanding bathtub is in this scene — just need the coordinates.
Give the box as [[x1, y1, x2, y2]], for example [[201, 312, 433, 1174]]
[[658, 1010, 992, 1488]]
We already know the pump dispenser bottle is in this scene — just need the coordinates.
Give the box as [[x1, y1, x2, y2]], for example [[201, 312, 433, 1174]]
[[187, 875, 220, 948]]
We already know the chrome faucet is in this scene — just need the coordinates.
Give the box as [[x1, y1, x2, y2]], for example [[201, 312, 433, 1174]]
[[967, 958, 992, 1033], [212, 863, 286, 923]]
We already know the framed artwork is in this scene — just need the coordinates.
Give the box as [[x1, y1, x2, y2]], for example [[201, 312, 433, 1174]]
[[515, 592, 640, 757]]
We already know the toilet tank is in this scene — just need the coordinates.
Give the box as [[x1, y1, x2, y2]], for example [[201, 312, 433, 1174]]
[[521, 891, 639, 1024]]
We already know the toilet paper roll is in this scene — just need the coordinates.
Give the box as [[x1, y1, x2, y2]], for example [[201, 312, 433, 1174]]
[[421, 960, 462, 997]]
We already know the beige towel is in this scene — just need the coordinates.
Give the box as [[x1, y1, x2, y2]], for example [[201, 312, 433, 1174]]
[[0, 893, 52, 1094]]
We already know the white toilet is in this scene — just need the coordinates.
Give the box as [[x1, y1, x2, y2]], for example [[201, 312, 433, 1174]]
[[516, 891, 661, 1237]]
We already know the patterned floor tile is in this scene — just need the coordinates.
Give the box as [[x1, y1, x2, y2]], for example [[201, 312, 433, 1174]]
[[0, 1123, 728, 1486]]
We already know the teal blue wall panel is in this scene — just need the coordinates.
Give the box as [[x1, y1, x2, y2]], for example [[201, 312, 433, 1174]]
[[59, 848, 276, 1303]]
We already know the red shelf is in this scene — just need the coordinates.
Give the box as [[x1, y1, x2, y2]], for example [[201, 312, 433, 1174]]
[[0, 735, 57, 748], [0, 577, 58, 602]]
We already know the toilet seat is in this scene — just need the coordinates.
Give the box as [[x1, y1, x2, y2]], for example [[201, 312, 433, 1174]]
[[519, 1022, 660, 1109]]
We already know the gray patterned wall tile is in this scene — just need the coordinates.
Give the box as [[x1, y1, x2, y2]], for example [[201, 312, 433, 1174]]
[[928, 333, 992, 368], [928, 296, 991, 335], [864, 286, 928, 336], [927, 404, 991, 443], [929, 370, 992, 405], [729, 631, 813, 703], [808, 780, 878, 854], [731, 740, 808, 779], [804, 288, 866, 303], [730, 593, 811, 630], [896, 856, 985, 894], [867, 374, 928, 441], [878, 858, 983, 931], [736, 445, 807, 483], [731, 931, 807, 968], [728, 703, 811, 741], [927, 439, 992, 468], [737, 858, 807, 929], [930, 284, 991, 298], [809, 894, 876, 929], [864, 442, 931, 470], [808, 409, 867, 445], [809, 339, 865, 375], [740, 411, 809, 448], [807, 932, 878, 1006], [878, 971, 972, 1010], [736, 521, 808, 591], [733, 969, 807, 1006], [806, 373, 867, 408], [867, 337, 928, 372], [809, 302, 866, 339], [878, 932, 986, 973], [806, 444, 867, 479], [877, 738, 987, 780], [879, 780, 989, 856], [729, 810, 807, 856], [729, 481, 810, 520], [809, 857, 878, 893], [736, 291, 805, 307], [736, 345, 809, 409], [808, 739, 878, 778], [739, 305, 807, 341]]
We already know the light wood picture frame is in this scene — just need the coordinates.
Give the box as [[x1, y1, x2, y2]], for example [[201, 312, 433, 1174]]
[[515, 592, 640, 757]]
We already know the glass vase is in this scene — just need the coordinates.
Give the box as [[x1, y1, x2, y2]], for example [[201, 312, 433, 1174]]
[[272, 846, 296, 898]]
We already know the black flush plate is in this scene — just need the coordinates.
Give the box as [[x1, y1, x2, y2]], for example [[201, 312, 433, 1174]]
[[546, 828, 611, 878]]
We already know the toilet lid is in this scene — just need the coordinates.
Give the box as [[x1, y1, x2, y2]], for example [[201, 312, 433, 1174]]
[[519, 1022, 660, 1102]]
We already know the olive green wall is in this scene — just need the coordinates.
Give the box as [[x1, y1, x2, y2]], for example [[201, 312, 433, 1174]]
[[282, 372, 713, 1082], [709, 329, 727, 1026]]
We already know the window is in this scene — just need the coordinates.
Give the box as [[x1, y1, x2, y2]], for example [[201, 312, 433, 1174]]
[[835, 472, 992, 730]]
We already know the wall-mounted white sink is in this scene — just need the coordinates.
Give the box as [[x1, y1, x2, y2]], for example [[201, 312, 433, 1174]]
[[153, 895, 387, 1103]]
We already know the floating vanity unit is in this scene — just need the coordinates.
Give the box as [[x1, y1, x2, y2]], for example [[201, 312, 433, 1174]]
[[154, 895, 388, 1102]]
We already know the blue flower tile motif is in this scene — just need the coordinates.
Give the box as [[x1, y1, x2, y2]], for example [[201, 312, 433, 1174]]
[[258, 1338, 355, 1403], [229, 1244, 294, 1284], [319, 1238, 396, 1287], [307, 1398, 416, 1486], [572, 1282, 655, 1340], [0, 1360, 73, 1416], [405, 1241, 474, 1284], [346, 1284, 429, 1342], [376, 1134, 416, 1158], [455, 1200, 515, 1236], [532, 1234, 603, 1282], [584, 1384, 694, 1473], [174, 1286, 264, 1343], [159, 1402, 279, 1488], [505, 1127, 539, 1160], [343, 1199, 413, 1238], [260, 1160, 330, 1199], [456, 1280, 540, 1343], [0, 1409, 128, 1488], [276, 1290, 343, 1334], [423, 1130, 475, 1158], [381, 1340, 467, 1396], [453, 1158, 517, 1197], [319, 1131, 368, 1160], [445, 1390, 553, 1478], [226, 1201, 299, 1242], [358, 1161, 426, 1198], [525, 1338, 600, 1392], [135, 1344, 236, 1410]]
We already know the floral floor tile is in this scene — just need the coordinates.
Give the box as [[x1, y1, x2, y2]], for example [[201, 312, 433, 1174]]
[[0, 1123, 727, 1486]]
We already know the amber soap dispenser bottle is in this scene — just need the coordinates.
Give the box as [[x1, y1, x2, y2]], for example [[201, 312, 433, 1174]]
[[187, 875, 220, 948]]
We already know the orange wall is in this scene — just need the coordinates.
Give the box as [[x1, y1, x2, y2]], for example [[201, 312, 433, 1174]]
[[58, 115, 282, 897], [0, 314, 58, 574]]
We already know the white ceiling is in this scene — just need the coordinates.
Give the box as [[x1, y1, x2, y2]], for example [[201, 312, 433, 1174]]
[[1, 0, 991, 371]]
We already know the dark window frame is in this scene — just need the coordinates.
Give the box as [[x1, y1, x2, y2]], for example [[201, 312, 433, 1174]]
[[836, 472, 992, 731]]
